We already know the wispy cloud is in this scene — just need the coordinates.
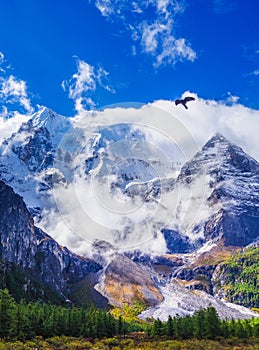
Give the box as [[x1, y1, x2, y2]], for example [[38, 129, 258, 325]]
[[0, 52, 33, 143], [0, 53, 33, 114], [245, 69, 259, 78], [0, 75, 34, 113], [92, 0, 196, 67], [0, 52, 5, 72], [61, 57, 115, 114]]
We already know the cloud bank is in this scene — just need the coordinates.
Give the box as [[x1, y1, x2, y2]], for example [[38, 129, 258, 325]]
[[153, 92, 259, 161]]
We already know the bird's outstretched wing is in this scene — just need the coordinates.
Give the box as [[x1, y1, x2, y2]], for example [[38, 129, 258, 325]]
[[175, 96, 195, 109], [183, 96, 195, 103]]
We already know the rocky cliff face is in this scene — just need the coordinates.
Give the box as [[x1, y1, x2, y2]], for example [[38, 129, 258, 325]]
[[0, 179, 102, 303], [0, 180, 37, 268]]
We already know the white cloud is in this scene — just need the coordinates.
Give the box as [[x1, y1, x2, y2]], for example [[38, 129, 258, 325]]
[[224, 92, 240, 104], [92, 0, 196, 67], [96, 67, 116, 93], [95, 0, 112, 17], [141, 21, 165, 54], [62, 57, 114, 114], [0, 110, 30, 144], [0, 52, 5, 72], [0, 52, 34, 114], [152, 92, 259, 161], [252, 70, 259, 76], [0, 52, 33, 144], [157, 36, 196, 67], [0, 75, 33, 113]]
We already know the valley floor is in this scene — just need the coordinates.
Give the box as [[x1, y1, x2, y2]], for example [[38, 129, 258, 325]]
[[0, 336, 259, 350]]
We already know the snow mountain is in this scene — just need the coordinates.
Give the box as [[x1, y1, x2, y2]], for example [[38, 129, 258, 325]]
[[0, 107, 258, 320], [0, 107, 72, 210], [0, 108, 258, 255], [161, 132, 259, 253]]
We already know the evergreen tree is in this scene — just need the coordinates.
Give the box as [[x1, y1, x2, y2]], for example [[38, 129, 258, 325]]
[[228, 318, 236, 337], [105, 313, 116, 337], [205, 306, 221, 339], [221, 319, 230, 338], [69, 308, 80, 337], [15, 300, 33, 340], [93, 311, 106, 338], [117, 315, 124, 336], [152, 318, 163, 336], [166, 315, 174, 337], [174, 316, 185, 339], [182, 315, 194, 339], [0, 289, 16, 339], [193, 308, 206, 339], [235, 319, 248, 339]]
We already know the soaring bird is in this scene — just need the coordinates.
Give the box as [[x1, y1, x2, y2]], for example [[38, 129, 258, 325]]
[[175, 96, 195, 109]]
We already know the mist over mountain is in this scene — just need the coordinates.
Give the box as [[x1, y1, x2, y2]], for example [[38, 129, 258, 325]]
[[0, 105, 258, 256], [0, 104, 258, 319]]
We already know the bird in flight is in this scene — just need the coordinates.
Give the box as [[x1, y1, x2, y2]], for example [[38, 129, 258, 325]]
[[175, 96, 195, 109]]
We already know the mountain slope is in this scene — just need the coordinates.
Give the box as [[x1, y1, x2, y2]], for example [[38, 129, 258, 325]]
[[0, 179, 104, 304], [212, 245, 259, 307]]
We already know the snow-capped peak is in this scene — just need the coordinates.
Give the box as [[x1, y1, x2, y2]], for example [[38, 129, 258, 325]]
[[203, 132, 229, 147], [29, 107, 71, 142], [179, 133, 258, 182]]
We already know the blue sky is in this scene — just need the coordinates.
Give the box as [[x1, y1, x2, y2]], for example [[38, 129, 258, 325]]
[[0, 0, 259, 116]]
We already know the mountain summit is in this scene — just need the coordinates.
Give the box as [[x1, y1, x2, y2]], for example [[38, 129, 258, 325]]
[[163, 133, 258, 252], [179, 132, 258, 183]]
